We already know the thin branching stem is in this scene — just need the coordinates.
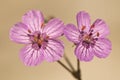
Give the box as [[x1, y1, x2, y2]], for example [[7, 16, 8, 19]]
[[57, 61, 73, 73], [77, 59, 81, 80], [57, 59, 82, 80], [64, 55, 75, 71]]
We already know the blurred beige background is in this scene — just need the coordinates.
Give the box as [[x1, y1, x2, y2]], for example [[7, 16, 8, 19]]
[[0, 0, 120, 80]]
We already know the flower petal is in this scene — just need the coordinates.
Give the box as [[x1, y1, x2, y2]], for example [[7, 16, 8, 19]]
[[92, 19, 110, 38], [10, 22, 31, 44], [22, 10, 44, 32], [43, 39, 64, 62], [75, 43, 94, 61], [20, 44, 44, 66], [76, 11, 91, 31], [93, 38, 112, 58], [64, 24, 80, 44], [43, 18, 64, 38]]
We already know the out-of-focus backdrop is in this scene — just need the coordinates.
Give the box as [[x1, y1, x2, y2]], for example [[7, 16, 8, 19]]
[[0, 0, 119, 80]]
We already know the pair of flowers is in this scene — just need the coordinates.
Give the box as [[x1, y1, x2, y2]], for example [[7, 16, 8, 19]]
[[10, 10, 111, 66]]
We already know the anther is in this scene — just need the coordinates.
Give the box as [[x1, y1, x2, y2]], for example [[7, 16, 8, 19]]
[[97, 32, 99, 37], [41, 22, 45, 28], [89, 33, 93, 36], [28, 29, 31, 33], [46, 36, 49, 39], [81, 26, 86, 31], [80, 31, 84, 34], [90, 24, 95, 29]]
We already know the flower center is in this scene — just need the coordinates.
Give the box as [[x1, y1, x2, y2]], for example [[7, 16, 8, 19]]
[[82, 34, 93, 48], [81, 26, 99, 48], [28, 31, 49, 50]]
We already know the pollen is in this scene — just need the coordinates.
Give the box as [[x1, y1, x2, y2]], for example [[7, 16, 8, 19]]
[[90, 24, 95, 29], [97, 32, 99, 37], [38, 39, 43, 45], [28, 29, 31, 33], [81, 26, 86, 31], [33, 35, 43, 46], [34, 36, 38, 42], [84, 35, 91, 43], [46, 36, 49, 39], [41, 22, 45, 28]]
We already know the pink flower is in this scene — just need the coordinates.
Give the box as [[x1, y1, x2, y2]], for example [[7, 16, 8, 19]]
[[64, 11, 112, 61], [10, 10, 64, 66]]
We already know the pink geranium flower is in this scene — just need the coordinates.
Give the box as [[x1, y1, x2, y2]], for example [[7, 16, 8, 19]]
[[64, 11, 112, 61], [10, 10, 64, 66]]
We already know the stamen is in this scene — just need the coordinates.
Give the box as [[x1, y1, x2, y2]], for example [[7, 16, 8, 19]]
[[46, 36, 49, 39], [97, 32, 99, 37], [30, 32, 49, 50], [61, 33, 64, 36], [28, 29, 31, 33], [38, 39, 43, 45], [34, 36, 38, 42], [80, 31, 84, 35], [81, 26, 86, 31], [41, 22, 45, 28], [84, 35, 91, 43], [89, 33, 93, 36], [94, 38, 98, 41], [90, 24, 95, 29]]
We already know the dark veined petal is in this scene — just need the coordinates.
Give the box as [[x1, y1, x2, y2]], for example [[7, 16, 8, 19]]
[[20, 44, 44, 66], [92, 19, 110, 38], [64, 24, 80, 44], [22, 10, 44, 32], [75, 43, 94, 61], [43, 39, 64, 62], [10, 22, 31, 44], [43, 18, 64, 38], [93, 38, 112, 58], [76, 11, 91, 31]]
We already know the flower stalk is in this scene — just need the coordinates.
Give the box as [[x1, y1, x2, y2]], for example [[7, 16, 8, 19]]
[[57, 57, 82, 80], [57, 61, 72, 73]]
